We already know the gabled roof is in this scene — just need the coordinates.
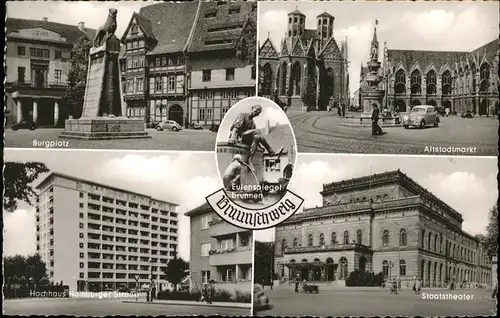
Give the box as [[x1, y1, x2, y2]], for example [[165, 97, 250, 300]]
[[138, 1, 199, 55], [319, 37, 344, 60], [187, 1, 256, 53], [259, 37, 279, 58], [260, 124, 295, 154], [185, 202, 211, 217], [6, 18, 95, 44]]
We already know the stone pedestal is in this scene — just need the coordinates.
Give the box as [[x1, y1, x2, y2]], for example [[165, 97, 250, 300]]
[[59, 117, 150, 140], [216, 142, 265, 189]]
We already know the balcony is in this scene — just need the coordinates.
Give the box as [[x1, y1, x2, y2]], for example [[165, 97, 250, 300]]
[[209, 218, 244, 237], [284, 243, 372, 254], [209, 247, 252, 266], [9, 81, 67, 90]]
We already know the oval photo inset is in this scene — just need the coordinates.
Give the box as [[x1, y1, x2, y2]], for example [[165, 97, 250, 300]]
[[207, 97, 303, 230]]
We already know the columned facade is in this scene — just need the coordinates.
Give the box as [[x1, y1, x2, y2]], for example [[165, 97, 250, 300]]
[[274, 170, 493, 288]]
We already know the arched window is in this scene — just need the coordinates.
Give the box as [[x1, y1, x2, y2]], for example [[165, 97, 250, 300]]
[[399, 229, 407, 246], [428, 232, 432, 251], [434, 234, 438, 252], [356, 230, 362, 244], [479, 63, 490, 92], [442, 70, 452, 95], [308, 234, 313, 246], [382, 260, 389, 277], [331, 232, 337, 245], [343, 231, 349, 244], [426, 70, 437, 94], [439, 235, 443, 254], [399, 260, 406, 276], [319, 233, 325, 245], [421, 229, 426, 249], [382, 230, 389, 247], [293, 238, 298, 247], [281, 239, 287, 253], [410, 69, 422, 94], [395, 69, 406, 94]]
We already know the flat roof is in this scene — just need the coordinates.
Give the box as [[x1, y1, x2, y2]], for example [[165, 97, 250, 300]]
[[36, 172, 178, 206]]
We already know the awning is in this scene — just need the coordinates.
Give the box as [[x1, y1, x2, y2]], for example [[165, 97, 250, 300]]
[[282, 261, 337, 269]]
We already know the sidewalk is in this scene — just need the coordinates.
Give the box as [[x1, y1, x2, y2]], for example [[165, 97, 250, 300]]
[[122, 299, 251, 309]]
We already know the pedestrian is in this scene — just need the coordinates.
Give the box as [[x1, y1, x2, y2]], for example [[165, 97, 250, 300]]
[[371, 104, 383, 136], [492, 282, 498, 299], [341, 103, 346, 117], [294, 279, 299, 293], [207, 280, 215, 304], [151, 285, 156, 301]]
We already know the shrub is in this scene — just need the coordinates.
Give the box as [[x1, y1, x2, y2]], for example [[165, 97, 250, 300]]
[[346, 270, 385, 286], [157, 290, 201, 301], [233, 290, 252, 303], [213, 289, 232, 302], [301, 75, 316, 110], [157, 288, 251, 303]]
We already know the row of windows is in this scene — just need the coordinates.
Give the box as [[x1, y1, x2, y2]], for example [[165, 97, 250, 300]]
[[282, 229, 409, 251], [17, 67, 62, 85], [17, 46, 63, 59], [126, 57, 146, 69], [203, 68, 235, 82], [150, 75, 184, 94], [150, 56, 185, 68], [125, 39, 145, 50]]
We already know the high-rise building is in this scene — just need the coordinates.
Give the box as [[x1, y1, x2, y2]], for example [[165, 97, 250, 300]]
[[35, 172, 179, 292], [5, 17, 95, 127], [186, 203, 253, 293]]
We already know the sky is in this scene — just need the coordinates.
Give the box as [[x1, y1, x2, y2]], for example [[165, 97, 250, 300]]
[[258, 1, 499, 97], [6, 1, 148, 39], [255, 154, 498, 242], [217, 97, 290, 142], [3, 150, 221, 262]]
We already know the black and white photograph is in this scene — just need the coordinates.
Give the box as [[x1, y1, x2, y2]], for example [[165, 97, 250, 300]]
[[5, 0, 257, 151], [252, 154, 497, 316], [215, 97, 297, 209], [258, 1, 498, 155], [3, 150, 251, 316]]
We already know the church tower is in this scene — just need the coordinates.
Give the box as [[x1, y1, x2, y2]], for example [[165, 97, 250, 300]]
[[287, 9, 305, 41], [317, 12, 334, 52]]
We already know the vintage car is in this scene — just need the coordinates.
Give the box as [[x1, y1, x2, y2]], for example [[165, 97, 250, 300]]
[[253, 284, 272, 313], [12, 120, 37, 131], [155, 120, 183, 131], [190, 122, 203, 130], [403, 105, 440, 129], [461, 110, 474, 118]]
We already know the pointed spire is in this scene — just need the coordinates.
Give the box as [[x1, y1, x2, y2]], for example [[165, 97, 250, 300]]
[[370, 19, 380, 61]]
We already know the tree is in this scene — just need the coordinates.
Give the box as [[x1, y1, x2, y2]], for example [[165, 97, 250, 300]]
[[4, 255, 28, 287], [301, 75, 317, 111], [484, 204, 498, 256], [62, 36, 92, 119], [3, 162, 49, 212], [164, 257, 189, 291], [254, 241, 274, 285], [26, 254, 48, 287]]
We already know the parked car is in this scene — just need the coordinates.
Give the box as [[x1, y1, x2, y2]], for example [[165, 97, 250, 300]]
[[209, 124, 219, 132], [461, 110, 474, 118], [435, 106, 446, 116], [403, 105, 440, 129], [155, 120, 183, 131], [253, 284, 272, 313], [190, 122, 203, 130], [12, 120, 37, 131]]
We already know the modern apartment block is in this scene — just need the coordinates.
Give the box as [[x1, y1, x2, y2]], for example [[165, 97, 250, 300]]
[[186, 203, 253, 293], [35, 172, 179, 292]]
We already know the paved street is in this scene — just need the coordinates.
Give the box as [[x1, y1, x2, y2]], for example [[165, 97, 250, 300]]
[[288, 111, 498, 156], [257, 287, 496, 317], [3, 298, 249, 316], [5, 128, 217, 151]]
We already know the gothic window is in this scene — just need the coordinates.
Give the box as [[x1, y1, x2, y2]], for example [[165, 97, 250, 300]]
[[293, 238, 298, 247], [343, 231, 349, 244], [382, 230, 389, 247], [394, 69, 406, 94], [479, 63, 490, 92], [382, 260, 389, 277], [308, 234, 313, 246], [399, 260, 406, 276], [441, 70, 452, 95], [281, 239, 287, 253], [410, 69, 422, 94], [426, 70, 437, 94], [400, 229, 407, 246], [331, 232, 337, 245], [356, 230, 362, 244]]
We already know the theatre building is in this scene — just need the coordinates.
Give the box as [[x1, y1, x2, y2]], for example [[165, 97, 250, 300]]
[[120, 1, 257, 127], [5, 17, 95, 127], [258, 9, 349, 110], [382, 38, 499, 115], [274, 170, 493, 288], [186, 203, 252, 293]]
